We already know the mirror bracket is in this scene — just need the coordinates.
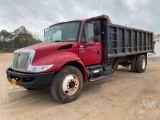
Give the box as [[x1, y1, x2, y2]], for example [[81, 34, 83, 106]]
[[94, 20, 101, 36], [94, 36, 100, 42], [44, 28, 48, 37]]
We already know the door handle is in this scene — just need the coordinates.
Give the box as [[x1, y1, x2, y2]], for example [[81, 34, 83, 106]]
[[97, 50, 100, 56]]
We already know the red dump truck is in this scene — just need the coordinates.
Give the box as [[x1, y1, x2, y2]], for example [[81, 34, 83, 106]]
[[6, 15, 154, 103]]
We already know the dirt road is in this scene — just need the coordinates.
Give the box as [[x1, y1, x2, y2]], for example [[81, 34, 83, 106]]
[[0, 53, 160, 120]]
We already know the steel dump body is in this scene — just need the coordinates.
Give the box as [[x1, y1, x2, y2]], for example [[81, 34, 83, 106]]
[[108, 24, 154, 58]]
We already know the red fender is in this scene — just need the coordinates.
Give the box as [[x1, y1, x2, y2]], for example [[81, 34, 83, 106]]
[[32, 51, 88, 82]]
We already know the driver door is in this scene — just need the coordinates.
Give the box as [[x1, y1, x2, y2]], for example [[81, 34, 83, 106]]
[[79, 22, 102, 66]]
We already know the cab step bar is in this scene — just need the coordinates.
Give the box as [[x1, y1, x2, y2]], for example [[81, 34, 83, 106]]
[[89, 69, 114, 82], [86, 64, 114, 82]]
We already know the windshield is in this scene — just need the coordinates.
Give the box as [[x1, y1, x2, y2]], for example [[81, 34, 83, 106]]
[[44, 22, 80, 42]]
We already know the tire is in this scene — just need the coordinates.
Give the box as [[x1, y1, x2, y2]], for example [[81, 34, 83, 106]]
[[25, 88, 37, 90], [114, 64, 118, 70], [51, 66, 83, 103], [131, 56, 137, 72], [136, 55, 146, 73]]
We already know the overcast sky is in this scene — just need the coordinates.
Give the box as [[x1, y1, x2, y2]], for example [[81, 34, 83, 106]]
[[0, 0, 160, 40]]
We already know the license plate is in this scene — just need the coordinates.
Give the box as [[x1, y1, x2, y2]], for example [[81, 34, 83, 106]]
[[11, 78, 17, 85]]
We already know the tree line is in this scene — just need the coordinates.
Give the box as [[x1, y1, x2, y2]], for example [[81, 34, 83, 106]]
[[0, 32, 42, 53]]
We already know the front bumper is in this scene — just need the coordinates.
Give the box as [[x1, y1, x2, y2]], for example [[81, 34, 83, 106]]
[[6, 68, 54, 88]]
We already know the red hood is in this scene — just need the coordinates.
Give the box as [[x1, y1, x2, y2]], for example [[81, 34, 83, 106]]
[[25, 42, 72, 51], [24, 42, 79, 64]]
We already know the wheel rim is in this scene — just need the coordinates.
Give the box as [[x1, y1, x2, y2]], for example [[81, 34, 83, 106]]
[[62, 74, 79, 96], [142, 59, 146, 69]]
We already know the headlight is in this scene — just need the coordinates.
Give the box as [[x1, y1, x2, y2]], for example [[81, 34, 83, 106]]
[[30, 64, 53, 72]]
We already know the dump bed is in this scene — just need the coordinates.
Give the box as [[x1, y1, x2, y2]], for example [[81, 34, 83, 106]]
[[108, 24, 154, 58]]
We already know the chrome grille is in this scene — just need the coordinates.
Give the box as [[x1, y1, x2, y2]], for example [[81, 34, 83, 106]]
[[12, 53, 19, 68], [12, 52, 29, 70]]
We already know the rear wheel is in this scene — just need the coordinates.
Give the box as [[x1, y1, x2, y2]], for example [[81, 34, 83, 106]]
[[51, 66, 83, 103], [136, 55, 146, 73], [131, 56, 137, 72]]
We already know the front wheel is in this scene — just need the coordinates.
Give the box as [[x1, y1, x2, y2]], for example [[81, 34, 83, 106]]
[[25, 88, 37, 90], [51, 66, 83, 103]]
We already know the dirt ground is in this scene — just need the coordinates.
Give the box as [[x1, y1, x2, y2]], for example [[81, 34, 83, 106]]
[[1, 53, 160, 120]]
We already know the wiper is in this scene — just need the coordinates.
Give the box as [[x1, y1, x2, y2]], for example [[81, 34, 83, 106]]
[[53, 40, 61, 42]]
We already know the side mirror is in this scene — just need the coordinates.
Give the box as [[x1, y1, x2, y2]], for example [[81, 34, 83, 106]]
[[44, 28, 48, 37], [94, 20, 101, 36], [94, 36, 100, 42]]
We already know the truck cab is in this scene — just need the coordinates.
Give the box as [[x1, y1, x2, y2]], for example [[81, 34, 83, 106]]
[[44, 19, 103, 66]]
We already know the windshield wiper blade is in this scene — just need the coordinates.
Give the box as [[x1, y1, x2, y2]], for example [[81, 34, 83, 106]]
[[53, 40, 61, 42]]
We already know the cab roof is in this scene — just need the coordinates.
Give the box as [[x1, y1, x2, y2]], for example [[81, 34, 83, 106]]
[[50, 14, 111, 27]]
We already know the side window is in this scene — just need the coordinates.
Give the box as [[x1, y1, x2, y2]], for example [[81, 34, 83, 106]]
[[82, 23, 94, 43]]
